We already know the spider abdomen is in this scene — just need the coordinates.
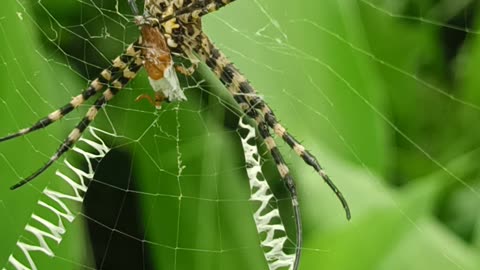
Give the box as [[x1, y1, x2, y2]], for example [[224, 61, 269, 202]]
[[139, 23, 186, 103]]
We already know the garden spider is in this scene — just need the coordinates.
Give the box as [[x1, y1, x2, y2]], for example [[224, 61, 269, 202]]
[[0, 0, 351, 268]]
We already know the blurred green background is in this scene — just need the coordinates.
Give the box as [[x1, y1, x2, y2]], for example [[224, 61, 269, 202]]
[[1, 0, 480, 269]]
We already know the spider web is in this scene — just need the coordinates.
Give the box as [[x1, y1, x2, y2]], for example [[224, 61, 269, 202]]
[[1, 0, 480, 269]]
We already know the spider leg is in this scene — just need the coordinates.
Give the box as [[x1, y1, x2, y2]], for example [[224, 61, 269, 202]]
[[10, 56, 143, 190], [198, 33, 351, 220], [256, 102, 351, 220], [175, 62, 198, 76], [150, 0, 237, 24], [135, 91, 166, 109], [0, 42, 141, 143], [194, 33, 303, 266], [235, 93, 303, 269], [180, 0, 237, 19]]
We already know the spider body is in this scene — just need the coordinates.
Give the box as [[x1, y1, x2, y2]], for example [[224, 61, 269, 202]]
[[135, 15, 185, 108], [1, 1, 350, 268]]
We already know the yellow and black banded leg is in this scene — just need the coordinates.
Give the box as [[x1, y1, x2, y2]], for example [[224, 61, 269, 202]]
[[258, 120, 302, 270], [222, 75, 303, 214], [198, 33, 304, 266], [255, 100, 351, 219], [9, 56, 143, 190], [154, 0, 237, 23], [231, 75, 352, 219], [184, 0, 237, 19], [248, 86, 351, 221], [198, 34, 351, 220], [0, 41, 141, 143], [236, 93, 303, 269]]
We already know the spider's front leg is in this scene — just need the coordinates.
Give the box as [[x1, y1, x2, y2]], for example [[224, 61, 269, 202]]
[[180, 0, 238, 20]]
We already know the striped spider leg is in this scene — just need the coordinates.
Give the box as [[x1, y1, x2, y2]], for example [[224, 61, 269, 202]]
[[145, 0, 237, 23], [196, 33, 303, 268], [3, 44, 144, 190], [196, 34, 351, 219], [3, 1, 196, 189], [198, 31, 351, 269], [0, 41, 143, 189], [2, 7, 188, 189], [145, 2, 351, 268], [227, 81, 305, 268], [172, 0, 351, 219], [0, 45, 140, 144]]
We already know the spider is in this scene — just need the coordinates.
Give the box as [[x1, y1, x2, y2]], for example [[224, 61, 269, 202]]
[[0, 1, 351, 268]]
